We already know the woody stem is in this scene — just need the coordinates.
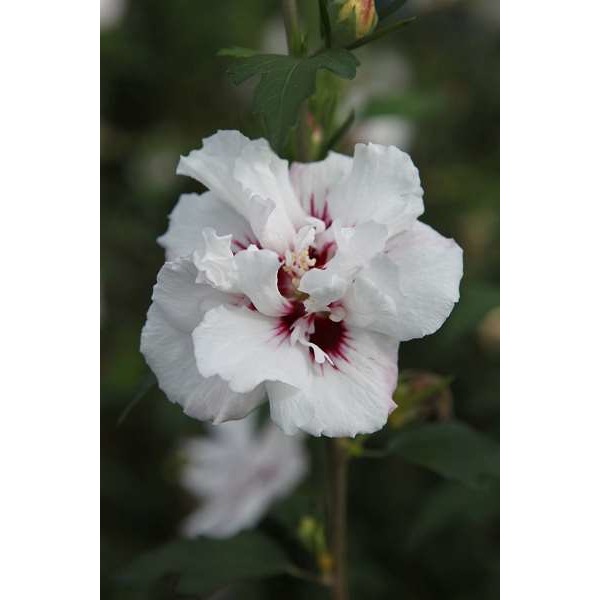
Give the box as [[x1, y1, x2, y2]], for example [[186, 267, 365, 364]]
[[327, 437, 349, 600]]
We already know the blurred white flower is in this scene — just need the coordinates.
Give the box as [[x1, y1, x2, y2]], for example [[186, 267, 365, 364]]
[[352, 115, 414, 150], [179, 414, 307, 538], [141, 130, 463, 437], [100, 0, 127, 30], [260, 18, 288, 55], [340, 48, 414, 150], [341, 48, 412, 114]]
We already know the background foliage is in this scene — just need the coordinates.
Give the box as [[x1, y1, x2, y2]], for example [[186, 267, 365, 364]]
[[101, 0, 499, 597]]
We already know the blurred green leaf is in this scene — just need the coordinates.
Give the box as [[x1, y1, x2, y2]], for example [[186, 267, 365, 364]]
[[362, 91, 446, 120], [437, 282, 499, 347], [387, 422, 499, 489], [406, 481, 499, 550], [269, 489, 319, 532], [309, 70, 342, 138], [226, 49, 359, 152], [218, 46, 260, 58], [119, 532, 290, 595]]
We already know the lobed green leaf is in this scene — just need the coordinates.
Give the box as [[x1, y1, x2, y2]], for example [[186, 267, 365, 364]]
[[225, 49, 359, 152]]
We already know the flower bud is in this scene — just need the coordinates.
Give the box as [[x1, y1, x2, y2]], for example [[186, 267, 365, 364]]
[[477, 306, 500, 353], [328, 0, 378, 45], [390, 371, 454, 429], [297, 516, 328, 565], [297, 515, 319, 547]]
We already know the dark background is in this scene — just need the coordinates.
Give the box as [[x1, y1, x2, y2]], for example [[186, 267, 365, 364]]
[[101, 0, 499, 597]]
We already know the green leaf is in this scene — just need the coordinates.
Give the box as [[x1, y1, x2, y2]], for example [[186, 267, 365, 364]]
[[436, 282, 499, 348], [317, 109, 355, 160], [387, 422, 499, 490], [226, 49, 359, 152], [406, 481, 499, 550], [119, 532, 290, 595], [217, 46, 259, 58]]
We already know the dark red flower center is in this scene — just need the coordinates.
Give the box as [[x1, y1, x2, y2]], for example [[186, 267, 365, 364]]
[[276, 302, 349, 365], [275, 301, 306, 337], [309, 315, 349, 362], [308, 241, 336, 268]]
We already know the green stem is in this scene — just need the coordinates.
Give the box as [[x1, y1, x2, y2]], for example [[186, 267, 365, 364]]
[[318, 110, 355, 160], [327, 438, 349, 600], [318, 0, 332, 48], [282, 0, 301, 57], [282, 0, 310, 161]]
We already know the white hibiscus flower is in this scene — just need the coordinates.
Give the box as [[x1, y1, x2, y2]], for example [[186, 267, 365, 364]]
[[179, 414, 307, 539], [140, 130, 463, 437]]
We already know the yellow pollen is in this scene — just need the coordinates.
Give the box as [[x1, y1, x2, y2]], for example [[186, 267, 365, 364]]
[[283, 248, 316, 286]]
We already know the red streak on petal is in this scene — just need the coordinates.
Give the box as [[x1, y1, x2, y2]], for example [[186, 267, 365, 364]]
[[275, 301, 306, 339], [232, 237, 262, 253], [310, 241, 336, 268], [320, 201, 332, 229], [308, 193, 333, 228], [309, 193, 317, 219]]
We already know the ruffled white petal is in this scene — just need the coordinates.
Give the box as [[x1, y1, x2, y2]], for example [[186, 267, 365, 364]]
[[191, 232, 289, 317], [234, 247, 289, 316], [149, 258, 231, 332], [330, 220, 389, 272], [140, 258, 265, 423], [327, 143, 424, 236], [299, 220, 388, 312], [233, 137, 307, 229], [192, 305, 312, 394], [298, 269, 347, 314], [289, 152, 352, 223], [345, 221, 463, 341], [343, 255, 401, 336], [267, 328, 399, 437], [177, 130, 305, 253], [192, 228, 237, 291], [157, 192, 255, 261], [141, 304, 264, 424]]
